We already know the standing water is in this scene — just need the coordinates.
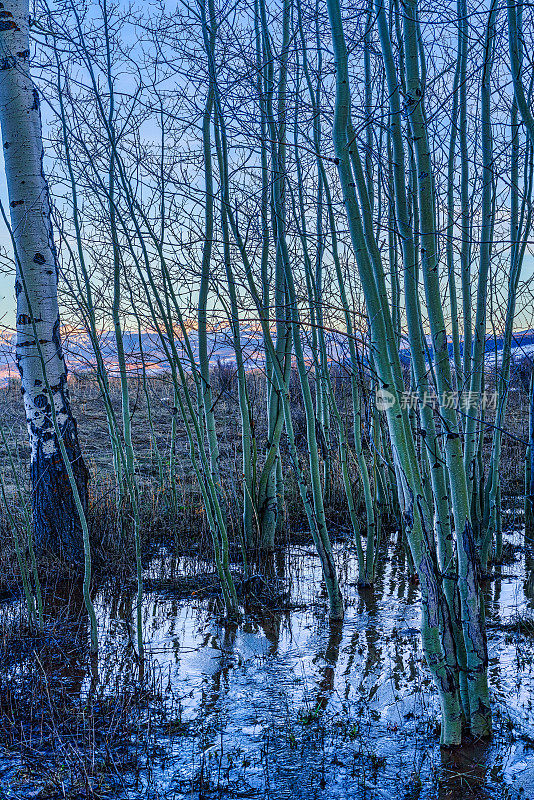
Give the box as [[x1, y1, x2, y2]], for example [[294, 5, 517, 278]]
[[1, 523, 533, 799]]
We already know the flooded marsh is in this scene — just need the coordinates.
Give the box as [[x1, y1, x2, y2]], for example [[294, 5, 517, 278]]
[[1, 521, 533, 800]]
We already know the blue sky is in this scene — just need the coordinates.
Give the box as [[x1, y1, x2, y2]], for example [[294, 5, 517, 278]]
[[0, 171, 13, 329], [1, 0, 534, 339]]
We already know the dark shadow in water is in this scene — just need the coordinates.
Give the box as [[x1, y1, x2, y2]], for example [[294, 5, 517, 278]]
[[438, 740, 491, 800], [40, 577, 91, 699], [314, 618, 343, 713]]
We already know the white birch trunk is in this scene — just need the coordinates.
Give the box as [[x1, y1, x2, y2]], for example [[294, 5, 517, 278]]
[[0, 0, 87, 561]]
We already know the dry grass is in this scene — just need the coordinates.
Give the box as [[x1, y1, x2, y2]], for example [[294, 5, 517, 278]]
[[0, 608, 172, 799], [0, 364, 530, 596], [0, 365, 531, 799]]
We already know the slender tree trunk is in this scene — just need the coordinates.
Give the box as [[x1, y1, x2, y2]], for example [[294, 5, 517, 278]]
[[0, 0, 88, 563], [526, 371, 534, 536], [458, 0, 471, 387], [445, 0, 464, 388], [402, 0, 491, 737]]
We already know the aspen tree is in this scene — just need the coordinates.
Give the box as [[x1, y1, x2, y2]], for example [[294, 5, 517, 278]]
[[0, 0, 88, 561]]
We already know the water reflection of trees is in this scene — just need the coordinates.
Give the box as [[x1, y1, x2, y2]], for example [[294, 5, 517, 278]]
[[40, 577, 91, 701], [314, 619, 343, 713], [525, 530, 534, 600], [27, 535, 530, 799]]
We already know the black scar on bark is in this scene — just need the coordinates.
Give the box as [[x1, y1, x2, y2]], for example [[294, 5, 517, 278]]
[[52, 317, 64, 361], [33, 392, 48, 408], [18, 313, 41, 325], [15, 279, 22, 297], [0, 55, 16, 71], [33, 252, 46, 264], [31, 88, 40, 111]]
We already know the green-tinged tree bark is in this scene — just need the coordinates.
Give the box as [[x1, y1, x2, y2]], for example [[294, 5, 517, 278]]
[[325, 0, 464, 745], [402, 0, 491, 737]]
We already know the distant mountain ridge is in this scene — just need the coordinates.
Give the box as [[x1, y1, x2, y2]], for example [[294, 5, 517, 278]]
[[0, 326, 533, 384]]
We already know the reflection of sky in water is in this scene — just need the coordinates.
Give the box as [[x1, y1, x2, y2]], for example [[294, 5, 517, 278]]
[[74, 531, 534, 799]]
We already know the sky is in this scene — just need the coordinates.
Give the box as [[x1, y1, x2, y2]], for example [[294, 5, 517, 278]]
[[0, 168, 13, 330], [2, 0, 534, 344]]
